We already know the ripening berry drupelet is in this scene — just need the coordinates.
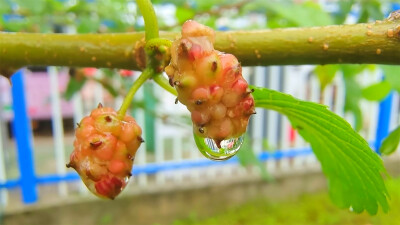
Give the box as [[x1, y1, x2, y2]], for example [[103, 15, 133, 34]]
[[67, 104, 143, 199], [165, 20, 255, 148]]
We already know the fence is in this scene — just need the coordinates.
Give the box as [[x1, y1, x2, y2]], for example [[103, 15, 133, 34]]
[[0, 65, 399, 208]]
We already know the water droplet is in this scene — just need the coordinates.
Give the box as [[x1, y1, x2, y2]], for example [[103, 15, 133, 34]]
[[194, 132, 244, 161]]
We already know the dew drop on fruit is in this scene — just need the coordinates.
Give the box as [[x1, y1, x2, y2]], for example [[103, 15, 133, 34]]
[[194, 133, 244, 161]]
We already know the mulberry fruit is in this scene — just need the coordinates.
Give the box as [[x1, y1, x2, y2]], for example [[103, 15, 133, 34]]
[[67, 104, 143, 199], [165, 20, 255, 147]]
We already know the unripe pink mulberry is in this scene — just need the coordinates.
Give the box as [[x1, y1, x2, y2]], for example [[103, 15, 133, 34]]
[[165, 20, 255, 147], [67, 104, 143, 199]]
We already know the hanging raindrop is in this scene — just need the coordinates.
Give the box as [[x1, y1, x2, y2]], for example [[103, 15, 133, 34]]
[[194, 132, 244, 161]]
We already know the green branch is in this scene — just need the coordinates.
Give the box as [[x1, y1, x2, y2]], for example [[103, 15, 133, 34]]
[[1, 20, 400, 74], [137, 0, 159, 40], [153, 74, 177, 96], [118, 68, 153, 118], [115, 0, 160, 114]]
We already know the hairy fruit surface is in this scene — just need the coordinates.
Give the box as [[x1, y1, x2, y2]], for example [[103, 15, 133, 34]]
[[165, 20, 255, 147], [67, 104, 142, 199]]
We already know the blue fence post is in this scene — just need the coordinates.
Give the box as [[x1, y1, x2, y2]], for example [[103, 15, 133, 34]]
[[11, 70, 38, 204], [374, 91, 393, 154]]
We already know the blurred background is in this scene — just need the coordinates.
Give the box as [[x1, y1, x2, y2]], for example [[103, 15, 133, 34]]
[[1, 0, 400, 224]]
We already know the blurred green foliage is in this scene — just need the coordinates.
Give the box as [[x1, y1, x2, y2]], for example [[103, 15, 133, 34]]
[[362, 81, 392, 101], [63, 74, 87, 100], [3, 0, 398, 131], [0, 0, 394, 32], [380, 125, 400, 156], [0, 0, 136, 32], [237, 135, 270, 180], [314, 65, 340, 92], [172, 176, 400, 225], [2, 0, 400, 183], [1, 0, 398, 133], [382, 65, 400, 93]]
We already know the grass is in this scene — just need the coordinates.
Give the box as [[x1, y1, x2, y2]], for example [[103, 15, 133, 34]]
[[172, 177, 400, 225]]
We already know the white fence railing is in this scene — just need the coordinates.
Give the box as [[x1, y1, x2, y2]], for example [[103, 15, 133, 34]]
[[0, 65, 399, 208]]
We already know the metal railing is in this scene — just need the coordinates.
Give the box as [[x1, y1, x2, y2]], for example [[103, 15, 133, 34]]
[[0, 66, 399, 207]]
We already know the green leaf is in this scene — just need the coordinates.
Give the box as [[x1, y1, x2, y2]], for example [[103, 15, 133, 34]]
[[252, 86, 389, 215], [175, 7, 195, 24], [0, 0, 12, 14], [64, 76, 86, 100], [365, 0, 384, 20], [92, 77, 119, 98], [379, 126, 400, 156], [340, 65, 374, 131], [358, 0, 383, 23], [193, 0, 227, 11], [381, 65, 400, 93], [14, 0, 46, 15], [262, 139, 274, 151], [343, 77, 363, 131], [264, 1, 334, 27], [340, 64, 368, 78], [358, 7, 369, 23], [362, 81, 391, 101], [334, 0, 355, 24], [236, 135, 270, 180], [202, 15, 217, 29], [77, 16, 100, 33], [314, 65, 339, 91]]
